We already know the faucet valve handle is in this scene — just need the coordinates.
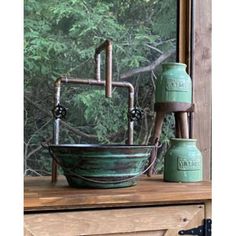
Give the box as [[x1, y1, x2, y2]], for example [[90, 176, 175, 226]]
[[52, 104, 67, 119], [128, 107, 144, 122]]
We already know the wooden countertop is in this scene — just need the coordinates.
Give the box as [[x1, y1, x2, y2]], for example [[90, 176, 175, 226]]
[[24, 175, 211, 212]]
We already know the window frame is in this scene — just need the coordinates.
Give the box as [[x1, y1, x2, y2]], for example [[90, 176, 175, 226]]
[[178, 0, 212, 180]]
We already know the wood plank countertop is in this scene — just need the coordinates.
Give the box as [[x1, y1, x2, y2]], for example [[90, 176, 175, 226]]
[[24, 175, 211, 212]]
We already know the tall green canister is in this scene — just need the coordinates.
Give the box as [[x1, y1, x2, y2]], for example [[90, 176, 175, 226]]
[[155, 62, 192, 105], [164, 138, 203, 182]]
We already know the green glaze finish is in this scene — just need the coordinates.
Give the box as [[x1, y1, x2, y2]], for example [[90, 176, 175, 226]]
[[164, 138, 203, 182], [49, 144, 154, 188], [156, 63, 192, 103]]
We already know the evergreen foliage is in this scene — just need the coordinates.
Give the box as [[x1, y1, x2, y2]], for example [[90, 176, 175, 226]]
[[24, 0, 177, 176]]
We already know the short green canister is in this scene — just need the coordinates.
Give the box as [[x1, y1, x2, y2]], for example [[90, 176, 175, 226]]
[[164, 138, 203, 182], [156, 62, 192, 104]]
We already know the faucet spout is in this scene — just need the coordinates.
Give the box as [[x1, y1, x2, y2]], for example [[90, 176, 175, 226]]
[[95, 40, 112, 98]]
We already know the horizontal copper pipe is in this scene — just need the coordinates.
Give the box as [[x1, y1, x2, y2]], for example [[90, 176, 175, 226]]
[[54, 77, 134, 142], [54, 77, 134, 145], [55, 77, 134, 92]]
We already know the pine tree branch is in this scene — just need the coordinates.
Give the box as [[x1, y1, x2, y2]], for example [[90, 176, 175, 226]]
[[26, 137, 52, 160], [120, 49, 175, 80]]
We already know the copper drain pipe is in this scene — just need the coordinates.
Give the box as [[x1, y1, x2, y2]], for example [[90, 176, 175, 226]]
[[52, 40, 134, 182]]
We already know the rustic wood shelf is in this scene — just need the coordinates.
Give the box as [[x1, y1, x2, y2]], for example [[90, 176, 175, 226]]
[[24, 175, 211, 236], [24, 175, 211, 212]]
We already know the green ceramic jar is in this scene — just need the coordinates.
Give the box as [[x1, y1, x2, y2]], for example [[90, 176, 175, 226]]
[[156, 62, 192, 104], [164, 138, 203, 182]]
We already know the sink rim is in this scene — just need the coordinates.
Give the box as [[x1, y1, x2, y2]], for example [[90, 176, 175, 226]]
[[49, 144, 155, 149]]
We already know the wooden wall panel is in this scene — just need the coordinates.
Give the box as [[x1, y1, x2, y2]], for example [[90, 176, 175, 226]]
[[191, 0, 212, 180]]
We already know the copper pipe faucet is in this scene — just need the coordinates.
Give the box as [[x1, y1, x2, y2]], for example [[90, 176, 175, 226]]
[[51, 40, 134, 183]]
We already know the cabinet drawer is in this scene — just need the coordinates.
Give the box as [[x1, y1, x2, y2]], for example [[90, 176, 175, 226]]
[[24, 204, 204, 236]]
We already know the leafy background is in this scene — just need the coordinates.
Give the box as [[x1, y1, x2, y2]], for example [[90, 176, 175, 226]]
[[24, 0, 177, 176]]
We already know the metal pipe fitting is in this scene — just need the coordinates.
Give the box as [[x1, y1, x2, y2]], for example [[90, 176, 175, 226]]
[[95, 40, 112, 97], [53, 77, 134, 145], [95, 54, 101, 81]]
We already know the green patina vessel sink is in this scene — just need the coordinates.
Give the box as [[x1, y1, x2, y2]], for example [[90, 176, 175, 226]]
[[49, 144, 154, 188]]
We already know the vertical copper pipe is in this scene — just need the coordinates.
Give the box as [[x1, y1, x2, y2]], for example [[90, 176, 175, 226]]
[[54, 78, 62, 144], [127, 84, 134, 144], [95, 40, 112, 98], [51, 150, 57, 183], [95, 54, 101, 81], [105, 41, 112, 97], [52, 78, 62, 183]]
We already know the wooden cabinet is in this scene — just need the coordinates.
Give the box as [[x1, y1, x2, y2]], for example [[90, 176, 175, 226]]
[[24, 176, 211, 236]]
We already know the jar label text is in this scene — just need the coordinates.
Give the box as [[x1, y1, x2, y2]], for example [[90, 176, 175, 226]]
[[177, 158, 201, 171], [166, 79, 188, 91]]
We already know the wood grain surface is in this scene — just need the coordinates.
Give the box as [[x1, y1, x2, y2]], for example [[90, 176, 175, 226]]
[[191, 0, 212, 180], [24, 204, 204, 236], [24, 175, 211, 212], [178, 0, 212, 180]]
